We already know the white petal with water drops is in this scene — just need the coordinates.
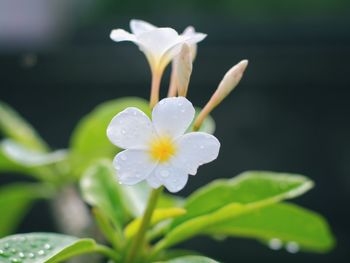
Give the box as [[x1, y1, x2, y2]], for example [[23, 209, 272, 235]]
[[152, 97, 195, 138], [113, 149, 157, 185], [107, 107, 156, 149], [149, 162, 188, 193], [172, 132, 220, 175]]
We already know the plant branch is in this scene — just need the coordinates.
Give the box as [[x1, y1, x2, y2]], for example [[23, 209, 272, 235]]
[[125, 187, 163, 263]]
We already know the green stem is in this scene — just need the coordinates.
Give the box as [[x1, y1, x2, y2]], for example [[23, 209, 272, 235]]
[[125, 187, 163, 263], [95, 244, 121, 262]]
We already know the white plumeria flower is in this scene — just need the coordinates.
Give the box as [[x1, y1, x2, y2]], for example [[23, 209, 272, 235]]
[[107, 97, 220, 193], [110, 19, 206, 74]]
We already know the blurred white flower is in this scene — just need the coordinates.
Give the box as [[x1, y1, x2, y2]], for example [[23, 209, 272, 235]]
[[110, 19, 205, 74], [107, 97, 220, 193]]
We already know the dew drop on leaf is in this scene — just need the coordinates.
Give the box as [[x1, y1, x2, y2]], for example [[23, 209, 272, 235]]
[[268, 238, 282, 250], [286, 241, 299, 253]]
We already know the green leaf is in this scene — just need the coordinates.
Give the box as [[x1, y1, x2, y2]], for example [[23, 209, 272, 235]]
[[159, 256, 219, 263], [80, 160, 129, 230], [80, 160, 184, 228], [0, 146, 28, 174], [125, 208, 186, 239], [205, 202, 335, 253], [154, 171, 313, 251], [69, 97, 150, 176], [0, 101, 48, 152], [0, 184, 52, 237], [1, 140, 67, 167], [188, 108, 215, 134], [0, 233, 102, 263]]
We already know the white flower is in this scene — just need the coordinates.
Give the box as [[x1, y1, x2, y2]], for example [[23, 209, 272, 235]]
[[110, 19, 206, 74], [107, 97, 220, 193]]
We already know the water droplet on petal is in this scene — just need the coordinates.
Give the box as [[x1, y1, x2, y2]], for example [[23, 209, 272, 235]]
[[286, 241, 299, 253], [268, 238, 282, 250], [159, 169, 170, 178], [37, 250, 45, 256], [44, 244, 52, 250], [11, 258, 21, 263], [28, 253, 35, 259], [18, 252, 25, 258], [159, 100, 165, 105]]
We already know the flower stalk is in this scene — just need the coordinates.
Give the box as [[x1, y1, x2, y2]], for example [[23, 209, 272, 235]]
[[150, 68, 164, 108], [193, 60, 248, 131], [125, 187, 163, 263]]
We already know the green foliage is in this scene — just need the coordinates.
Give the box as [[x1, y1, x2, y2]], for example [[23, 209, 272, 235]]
[[205, 202, 335, 253], [80, 160, 129, 230], [125, 207, 186, 239], [159, 255, 219, 263], [154, 172, 314, 251], [0, 183, 52, 237], [0, 233, 102, 263], [70, 97, 150, 176], [0, 98, 336, 262], [0, 101, 48, 152]]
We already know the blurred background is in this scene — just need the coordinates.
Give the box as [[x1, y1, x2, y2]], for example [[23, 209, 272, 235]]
[[0, 0, 349, 262]]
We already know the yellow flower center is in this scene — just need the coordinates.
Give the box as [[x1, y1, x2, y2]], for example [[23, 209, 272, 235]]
[[149, 136, 176, 163]]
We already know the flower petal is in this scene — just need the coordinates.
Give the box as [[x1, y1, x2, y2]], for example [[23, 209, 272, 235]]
[[172, 132, 220, 175], [107, 107, 157, 149], [152, 97, 195, 138], [130, 19, 157, 35], [149, 162, 188, 193], [137, 28, 182, 60], [110, 29, 137, 42], [113, 149, 156, 185]]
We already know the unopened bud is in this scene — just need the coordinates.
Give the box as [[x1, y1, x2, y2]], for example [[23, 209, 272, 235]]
[[175, 44, 192, 97], [168, 44, 193, 97], [193, 60, 248, 130]]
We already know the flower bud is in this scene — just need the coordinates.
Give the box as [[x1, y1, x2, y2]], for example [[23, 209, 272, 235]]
[[175, 44, 193, 97], [193, 60, 248, 130]]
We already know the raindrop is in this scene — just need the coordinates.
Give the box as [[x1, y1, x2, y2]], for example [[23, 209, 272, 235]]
[[160, 170, 170, 178], [44, 244, 52, 250], [28, 253, 35, 259], [18, 252, 25, 258], [0, 249, 8, 257], [268, 238, 282, 250], [11, 258, 21, 263], [286, 241, 299, 253], [37, 250, 45, 256]]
